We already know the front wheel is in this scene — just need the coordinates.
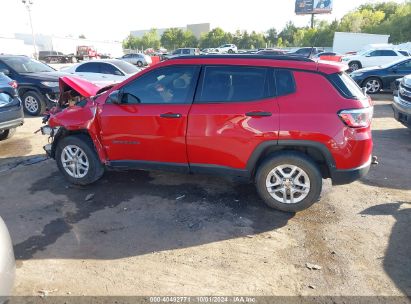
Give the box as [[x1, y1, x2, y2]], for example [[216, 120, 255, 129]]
[[228, 49, 234, 54], [55, 135, 104, 185], [22, 91, 46, 116], [137, 61, 143, 67], [255, 152, 322, 212]]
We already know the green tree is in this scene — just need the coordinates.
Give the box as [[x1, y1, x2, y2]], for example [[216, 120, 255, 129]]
[[141, 28, 160, 50], [278, 21, 298, 46], [266, 28, 278, 47], [199, 27, 232, 48]]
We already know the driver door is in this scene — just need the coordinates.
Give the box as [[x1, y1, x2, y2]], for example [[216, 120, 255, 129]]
[[98, 65, 200, 167]]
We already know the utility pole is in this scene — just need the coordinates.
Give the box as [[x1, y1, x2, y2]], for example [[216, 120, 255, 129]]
[[311, 14, 315, 29], [22, 0, 38, 59]]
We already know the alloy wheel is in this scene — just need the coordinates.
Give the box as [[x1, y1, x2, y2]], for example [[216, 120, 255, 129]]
[[365, 79, 381, 93], [24, 95, 39, 114], [61, 145, 90, 178], [265, 164, 311, 204]]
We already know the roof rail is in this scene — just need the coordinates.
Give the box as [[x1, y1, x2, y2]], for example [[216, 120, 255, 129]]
[[169, 54, 314, 62]]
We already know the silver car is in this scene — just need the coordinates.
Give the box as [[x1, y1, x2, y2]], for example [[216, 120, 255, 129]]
[[118, 53, 152, 67], [0, 217, 15, 302], [60, 59, 141, 86]]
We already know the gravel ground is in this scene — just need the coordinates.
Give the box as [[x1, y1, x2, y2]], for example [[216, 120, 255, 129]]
[[0, 94, 410, 300]]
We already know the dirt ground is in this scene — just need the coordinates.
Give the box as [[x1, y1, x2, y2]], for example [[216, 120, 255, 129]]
[[0, 94, 410, 299]]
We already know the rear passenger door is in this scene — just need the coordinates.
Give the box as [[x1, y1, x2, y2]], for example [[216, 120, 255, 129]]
[[187, 65, 280, 173]]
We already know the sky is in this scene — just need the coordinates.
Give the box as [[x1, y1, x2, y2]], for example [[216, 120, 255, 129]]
[[0, 0, 406, 42]]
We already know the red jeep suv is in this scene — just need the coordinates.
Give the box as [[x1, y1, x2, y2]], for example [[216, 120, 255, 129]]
[[41, 55, 373, 212]]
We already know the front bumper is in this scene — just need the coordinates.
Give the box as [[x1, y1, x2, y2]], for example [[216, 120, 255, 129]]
[[40, 125, 60, 158], [392, 96, 411, 128], [331, 156, 372, 185]]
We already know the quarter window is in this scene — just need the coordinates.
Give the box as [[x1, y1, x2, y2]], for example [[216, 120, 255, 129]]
[[120, 66, 199, 104], [196, 66, 269, 103], [274, 69, 296, 96]]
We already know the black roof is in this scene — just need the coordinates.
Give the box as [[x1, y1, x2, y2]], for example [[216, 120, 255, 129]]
[[169, 54, 314, 62]]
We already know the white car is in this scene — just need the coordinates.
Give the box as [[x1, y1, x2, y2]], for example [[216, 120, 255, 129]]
[[0, 217, 15, 302], [61, 59, 141, 86], [215, 44, 238, 54], [342, 49, 405, 71], [118, 53, 152, 67]]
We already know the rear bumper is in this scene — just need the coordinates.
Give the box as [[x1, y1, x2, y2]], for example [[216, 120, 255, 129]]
[[0, 101, 24, 131], [331, 156, 372, 185], [392, 96, 411, 128]]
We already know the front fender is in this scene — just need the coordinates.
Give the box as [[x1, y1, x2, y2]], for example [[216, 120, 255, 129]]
[[48, 102, 107, 163]]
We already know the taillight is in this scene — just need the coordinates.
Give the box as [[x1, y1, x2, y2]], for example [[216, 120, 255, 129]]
[[9, 81, 18, 89], [338, 107, 373, 128]]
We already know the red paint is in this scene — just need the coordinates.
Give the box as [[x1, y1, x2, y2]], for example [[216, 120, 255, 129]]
[[47, 57, 373, 175]]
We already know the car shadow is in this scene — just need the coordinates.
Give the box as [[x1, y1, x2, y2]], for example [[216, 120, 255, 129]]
[[12, 169, 294, 260], [360, 202, 411, 296], [361, 127, 411, 191]]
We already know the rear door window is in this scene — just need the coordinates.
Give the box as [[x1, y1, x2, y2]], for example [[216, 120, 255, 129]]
[[196, 66, 269, 103], [76, 62, 100, 73]]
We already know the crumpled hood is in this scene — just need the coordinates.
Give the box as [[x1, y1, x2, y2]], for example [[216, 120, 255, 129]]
[[59, 76, 103, 98]]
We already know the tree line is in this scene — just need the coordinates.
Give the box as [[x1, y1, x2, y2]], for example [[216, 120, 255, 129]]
[[122, 1, 411, 51]]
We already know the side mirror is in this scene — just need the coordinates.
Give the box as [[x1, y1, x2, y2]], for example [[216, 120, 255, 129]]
[[107, 90, 122, 104], [0, 69, 10, 75]]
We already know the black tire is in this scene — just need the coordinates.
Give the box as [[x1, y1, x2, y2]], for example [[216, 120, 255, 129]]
[[0, 128, 16, 141], [55, 135, 104, 185], [22, 91, 46, 116], [255, 152, 322, 212], [348, 61, 362, 71], [363, 77, 383, 94], [228, 49, 234, 54], [137, 61, 143, 67]]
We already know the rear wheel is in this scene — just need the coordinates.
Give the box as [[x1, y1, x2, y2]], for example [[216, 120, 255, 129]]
[[228, 49, 234, 54], [55, 135, 104, 185], [137, 61, 143, 67], [349, 61, 362, 71], [363, 77, 382, 94], [22, 91, 46, 116], [0, 128, 16, 141], [255, 152, 322, 212]]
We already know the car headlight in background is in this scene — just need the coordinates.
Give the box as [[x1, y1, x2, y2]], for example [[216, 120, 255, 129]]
[[41, 81, 59, 87]]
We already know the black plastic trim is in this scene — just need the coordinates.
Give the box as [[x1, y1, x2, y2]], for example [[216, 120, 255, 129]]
[[168, 54, 314, 62], [189, 163, 249, 178], [331, 157, 371, 185], [246, 139, 337, 175], [107, 160, 189, 173]]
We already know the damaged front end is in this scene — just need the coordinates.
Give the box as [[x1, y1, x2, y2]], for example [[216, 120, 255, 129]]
[[40, 76, 112, 160]]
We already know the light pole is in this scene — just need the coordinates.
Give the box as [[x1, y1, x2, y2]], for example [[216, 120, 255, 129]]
[[22, 0, 38, 59]]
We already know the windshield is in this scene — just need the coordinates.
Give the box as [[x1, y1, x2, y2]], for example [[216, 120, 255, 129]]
[[114, 60, 140, 74], [379, 58, 408, 69], [2, 57, 55, 73]]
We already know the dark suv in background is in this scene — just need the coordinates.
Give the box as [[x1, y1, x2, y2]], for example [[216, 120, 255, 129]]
[[0, 73, 23, 141], [0, 55, 68, 116]]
